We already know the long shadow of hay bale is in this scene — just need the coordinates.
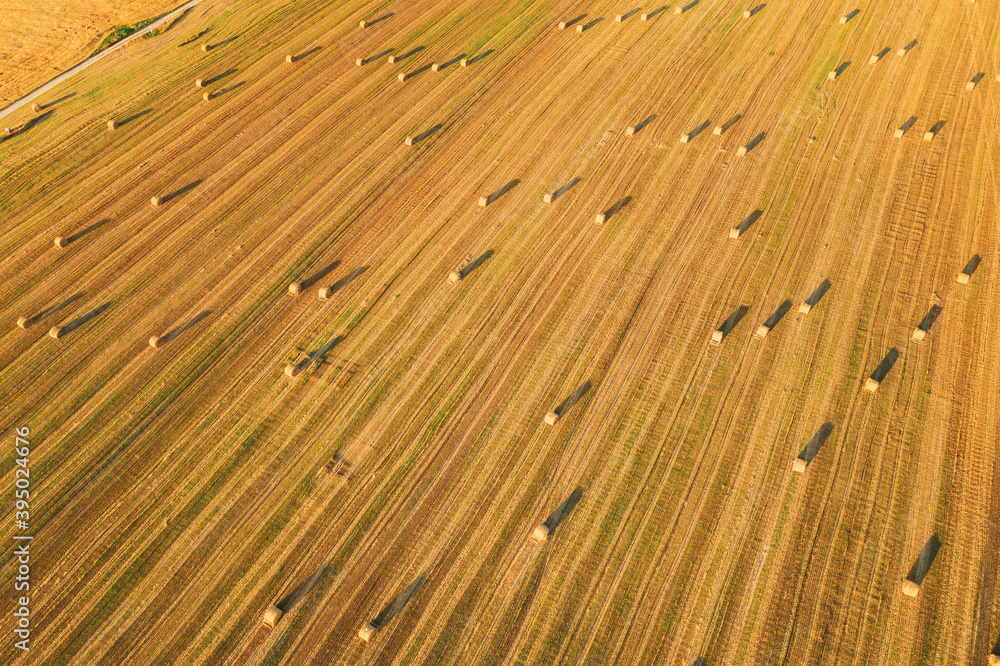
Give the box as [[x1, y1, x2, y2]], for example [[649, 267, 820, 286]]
[[544, 381, 591, 424], [903, 534, 941, 596]]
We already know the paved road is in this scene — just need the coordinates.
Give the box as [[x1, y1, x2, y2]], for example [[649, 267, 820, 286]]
[[0, 0, 202, 123]]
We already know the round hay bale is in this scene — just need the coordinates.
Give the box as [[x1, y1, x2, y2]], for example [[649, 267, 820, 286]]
[[318, 287, 332, 299], [149, 336, 163, 349], [576, 24, 584, 33], [202, 91, 213, 102], [615, 14, 623, 22], [151, 196, 162, 207], [957, 273, 970, 284], [16, 316, 32, 330], [48, 326, 64, 339], [595, 213, 606, 224], [447, 270, 462, 284], [285, 54, 295, 63], [201, 44, 211, 52], [459, 58, 469, 67], [162, 517, 169, 527], [388, 55, 397, 64], [544, 411, 559, 425], [359, 20, 368, 28], [863, 378, 880, 393], [404, 136, 414, 146], [195, 79, 205, 88], [792, 458, 807, 473], [107, 119, 118, 130], [558, 21, 567, 29], [356, 58, 364, 66], [431, 63, 441, 72], [737, 145, 748, 156], [284, 364, 300, 377], [640, 13, 649, 20], [743, 9, 751, 18], [288, 282, 302, 296], [54, 236, 68, 248], [478, 196, 489, 207], [798, 303, 812, 314], [626, 126, 635, 136], [531, 524, 550, 542], [31, 103, 42, 113], [358, 622, 378, 642], [263, 606, 283, 628], [901, 580, 920, 597], [398, 73, 406, 82]]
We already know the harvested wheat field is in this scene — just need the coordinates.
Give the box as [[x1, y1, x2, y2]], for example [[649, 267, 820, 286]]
[[1, 0, 999, 663]]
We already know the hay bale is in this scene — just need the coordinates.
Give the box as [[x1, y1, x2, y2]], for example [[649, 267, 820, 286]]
[[743, 10, 751, 18], [359, 20, 367, 28], [263, 606, 283, 628], [358, 623, 378, 642], [709, 330, 723, 346], [869, 54, 879, 64], [398, 72, 407, 82], [729, 227, 742, 239], [404, 136, 414, 146], [864, 378, 880, 393], [16, 316, 31, 329], [201, 44, 211, 52], [996, 74, 1000, 82], [640, 13, 649, 20], [478, 196, 488, 207], [966, 79, 977, 91], [615, 14, 623, 21], [288, 282, 302, 296], [675, 6, 682, 14], [542, 193, 554, 203], [827, 70, 838, 80], [558, 21, 567, 29], [284, 364, 300, 377], [754, 324, 770, 339], [459, 58, 469, 67], [626, 126, 635, 136], [356, 58, 364, 66], [576, 25, 584, 33], [737, 145, 748, 157], [149, 336, 163, 348], [911, 327, 926, 341], [957, 272, 970, 284], [988, 654, 1000, 666], [893, 128, 904, 138], [544, 411, 559, 425], [202, 91, 213, 101], [107, 119, 118, 130], [151, 196, 162, 207], [922, 129, 936, 141], [195, 79, 205, 88], [792, 458, 807, 473], [285, 54, 295, 63], [318, 287, 332, 299], [48, 326, 63, 339], [31, 103, 42, 113], [531, 524, 550, 542], [902, 580, 920, 597], [713, 125, 722, 135], [798, 303, 812, 314], [388, 55, 397, 64], [447, 270, 462, 284], [54, 236, 68, 248], [680, 134, 690, 143], [595, 213, 606, 224], [431, 63, 441, 72]]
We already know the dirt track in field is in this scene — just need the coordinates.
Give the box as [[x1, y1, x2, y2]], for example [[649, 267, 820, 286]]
[[0, 0, 998, 664]]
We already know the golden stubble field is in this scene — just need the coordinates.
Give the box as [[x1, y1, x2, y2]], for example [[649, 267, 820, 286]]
[[0, 0, 998, 663], [0, 0, 189, 106]]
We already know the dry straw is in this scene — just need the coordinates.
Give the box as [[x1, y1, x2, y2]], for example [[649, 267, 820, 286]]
[[54, 236, 68, 248], [531, 524, 550, 542], [358, 623, 378, 642], [48, 326, 64, 339], [288, 282, 302, 296], [16, 316, 31, 329], [263, 606, 283, 628], [901, 580, 920, 597], [149, 336, 163, 348], [544, 411, 559, 425], [107, 119, 118, 130], [151, 196, 162, 207]]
